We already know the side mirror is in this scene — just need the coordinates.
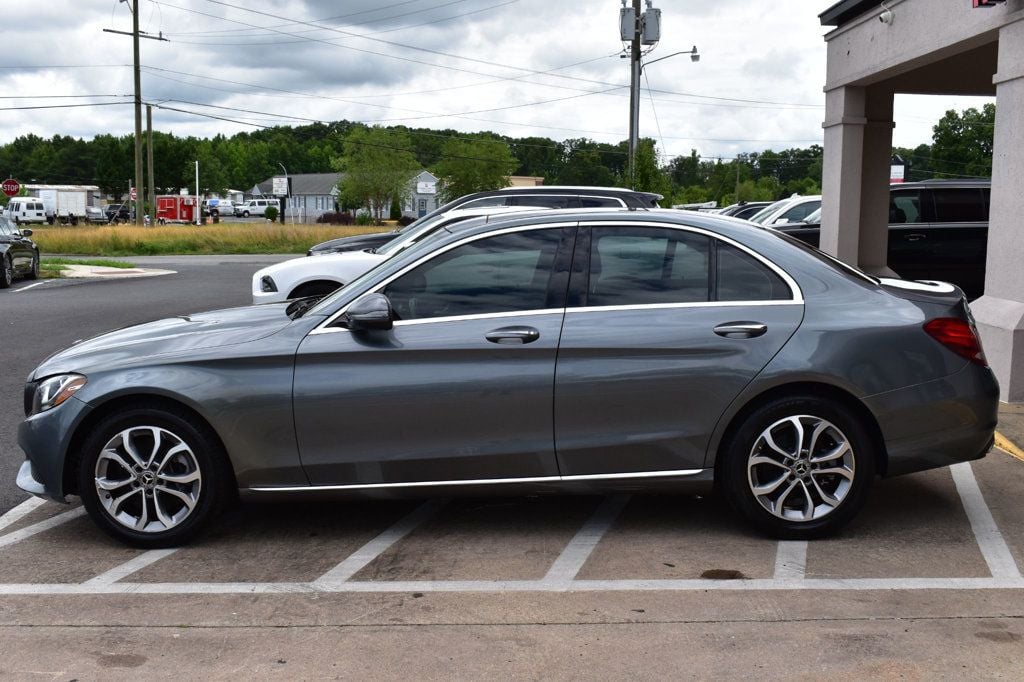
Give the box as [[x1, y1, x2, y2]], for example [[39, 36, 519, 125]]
[[342, 293, 394, 331], [20, 228, 33, 237]]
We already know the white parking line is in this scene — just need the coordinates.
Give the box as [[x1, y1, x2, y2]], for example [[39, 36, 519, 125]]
[[0, 507, 85, 550], [313, 499, 447, 586], [0, 576, 1023, 596], [543, 495, 630, 586], [950, 462, 1022, 579], [773, 541, 808, 581], [13, 281, 48, 293], [83, 549, 179, 586], [0, 498, 47, 535]]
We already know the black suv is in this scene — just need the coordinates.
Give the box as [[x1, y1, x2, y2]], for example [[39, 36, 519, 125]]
[[307, 186, 663, 256], [776, 180, 991, 299]]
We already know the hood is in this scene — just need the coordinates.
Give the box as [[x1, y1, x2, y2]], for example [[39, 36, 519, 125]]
[[31, 303, 295, 379]]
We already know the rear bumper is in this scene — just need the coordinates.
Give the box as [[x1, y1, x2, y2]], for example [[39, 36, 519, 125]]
[[865, 363, 999, 477]]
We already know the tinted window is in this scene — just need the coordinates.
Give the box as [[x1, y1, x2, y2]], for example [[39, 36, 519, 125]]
[[733, 205, 766, 220], [384, 230, 561, 321], [579, 197, 624, 208], [890, 189, 922, 224], [587, 227, 710, 306], [932, 188, 985, 222], [717, 243, 791, 301], [509, 195, 576, 209]]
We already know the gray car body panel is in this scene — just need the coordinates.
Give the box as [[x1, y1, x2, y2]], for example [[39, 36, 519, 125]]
[[17, 209, 998, 504]]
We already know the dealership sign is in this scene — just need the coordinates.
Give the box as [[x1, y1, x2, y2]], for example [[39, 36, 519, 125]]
[[272, 176, 289, 196]]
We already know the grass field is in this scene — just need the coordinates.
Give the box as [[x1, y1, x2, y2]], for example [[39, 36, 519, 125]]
[[31, 222, 391, 256], [40, 257, 139, 278]]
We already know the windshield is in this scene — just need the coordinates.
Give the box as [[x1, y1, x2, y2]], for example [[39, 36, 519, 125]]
[[375, 212, 459, 256], [802, 207, 822, 223], [748, 199, 791, 224], [770, 229, 879, 285]]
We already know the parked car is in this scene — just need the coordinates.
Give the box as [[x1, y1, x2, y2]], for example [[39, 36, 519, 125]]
[[255, 206, 540, 303], [104, 203, 131, 223], [718, 201, 772, 220], [749, 195, 822, 226], [84, 206, 107, 224], [202, 199, 235, 217], [238, 198, 278, 218], [3, 197, 47, 225], [0, 216, 39, 287], [17, 208, 997, 547], [307, 186, 664, 256], [771, 180, 991, 299]]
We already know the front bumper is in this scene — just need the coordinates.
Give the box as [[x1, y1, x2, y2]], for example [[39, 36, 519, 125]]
[[16, 395, 94, 502], [865, 362, 999, 477]]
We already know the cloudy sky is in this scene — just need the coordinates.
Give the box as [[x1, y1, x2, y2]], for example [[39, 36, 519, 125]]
[[0, 0, 994, 162]]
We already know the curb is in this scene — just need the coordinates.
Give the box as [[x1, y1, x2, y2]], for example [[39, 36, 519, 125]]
[[994, 431, 1024, 463]]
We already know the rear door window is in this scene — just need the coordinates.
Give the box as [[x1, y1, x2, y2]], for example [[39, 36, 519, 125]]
[[932, 188, 985, 222], [890, 189, 923, 224]]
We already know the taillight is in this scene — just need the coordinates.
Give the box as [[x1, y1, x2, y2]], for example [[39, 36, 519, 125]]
[[924, 318, 988, 367]]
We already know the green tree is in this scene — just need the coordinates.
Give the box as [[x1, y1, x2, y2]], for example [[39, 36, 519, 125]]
[[432, 136, 517, 202], [931, 104, 994, 179], [334, 126, 421, 222]]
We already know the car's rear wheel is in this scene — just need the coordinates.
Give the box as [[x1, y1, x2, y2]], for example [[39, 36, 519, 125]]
[[719, 395, 875, 539], [0, 255, 12, 289], [78, 407, 233, 548], [25, 252, 39, 280]]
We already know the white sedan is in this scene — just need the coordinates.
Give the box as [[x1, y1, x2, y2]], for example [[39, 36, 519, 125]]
[[252, 206, 538, 304]]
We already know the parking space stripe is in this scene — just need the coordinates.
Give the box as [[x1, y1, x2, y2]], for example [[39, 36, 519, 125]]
[[543, 495, 630, 586], [313, 499, 448, 585], [773, 541, 808, 581], [950, 462, 1022, 579], [83, 549, 179, 586], [0, 498, 47, 535], [1, 576, 1024, 595], [13, 281, 48, 293], [0, 507, 85, 550]]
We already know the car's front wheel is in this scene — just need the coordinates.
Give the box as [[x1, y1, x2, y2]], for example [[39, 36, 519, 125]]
[[78, 407, 233, 548], [242, 210, 250, 217], [719, 395, 875, 539]]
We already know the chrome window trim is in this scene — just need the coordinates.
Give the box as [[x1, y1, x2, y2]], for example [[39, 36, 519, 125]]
[[248, 468, 705, 493], [311, 219, 804, 335], [392, 308, 565, 327]]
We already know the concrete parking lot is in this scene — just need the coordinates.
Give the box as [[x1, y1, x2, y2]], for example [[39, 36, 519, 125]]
[[1, 259, 1022, 677]]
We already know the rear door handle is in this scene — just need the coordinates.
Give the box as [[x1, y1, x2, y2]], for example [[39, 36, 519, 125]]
[[905, 233, 926, 242], [714, 322, 768, 339], [485, 326, 540, 345]]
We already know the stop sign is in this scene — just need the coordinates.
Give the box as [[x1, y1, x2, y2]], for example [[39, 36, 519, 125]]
[[2, 178, 20, 198]]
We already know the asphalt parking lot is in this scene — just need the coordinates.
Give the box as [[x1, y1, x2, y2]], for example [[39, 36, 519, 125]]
[[1, 259, 1023, 677]]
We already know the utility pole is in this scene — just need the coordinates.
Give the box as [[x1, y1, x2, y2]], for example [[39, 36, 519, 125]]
[[627, 0, 642, 190], [146, 104, 155, 224], [195, 160, 200, 226], [131, 0, 143, 225], [102, 3, 168, 226]]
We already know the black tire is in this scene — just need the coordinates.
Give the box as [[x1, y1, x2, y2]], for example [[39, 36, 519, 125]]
[[242, 210, 250, 217], [78, 406, 234, 548], [0, 255, 12, 289], [719, 395, 875, 539], [25, 251, 39, 280]]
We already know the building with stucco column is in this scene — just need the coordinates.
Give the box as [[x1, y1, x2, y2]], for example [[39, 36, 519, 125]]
[[819, 0, 1024, 401]]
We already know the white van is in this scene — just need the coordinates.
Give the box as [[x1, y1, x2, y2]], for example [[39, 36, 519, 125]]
[[238, 198, 278, 217], [4, 197, 48, 225]]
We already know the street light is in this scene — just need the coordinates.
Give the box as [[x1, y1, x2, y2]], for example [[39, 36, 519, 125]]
[[643, 46, 699, 69]]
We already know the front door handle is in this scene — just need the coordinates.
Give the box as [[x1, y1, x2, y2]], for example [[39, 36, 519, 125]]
[[714, 322, 768, 339], [904, 233, 926, 242], [485, 326, 540, 345]]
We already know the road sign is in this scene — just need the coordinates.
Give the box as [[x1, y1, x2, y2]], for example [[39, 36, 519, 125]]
[[1, 178, 21, 197], [130, 187, 138, 201], [272, 176, 289, 196]]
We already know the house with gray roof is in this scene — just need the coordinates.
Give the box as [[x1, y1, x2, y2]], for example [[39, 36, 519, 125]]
[[250, 172, 342, 223]]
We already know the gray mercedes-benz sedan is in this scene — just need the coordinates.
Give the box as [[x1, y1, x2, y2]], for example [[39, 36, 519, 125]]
[[16, 209, 998, 547]]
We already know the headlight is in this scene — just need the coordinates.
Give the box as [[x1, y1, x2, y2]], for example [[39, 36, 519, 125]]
[[260, 275, 278, 292], [28, 374, 87, 417]]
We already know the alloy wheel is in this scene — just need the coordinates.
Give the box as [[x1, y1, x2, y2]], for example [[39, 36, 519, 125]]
[[94, 426, 203, 533], [746, 415, 855, 522]]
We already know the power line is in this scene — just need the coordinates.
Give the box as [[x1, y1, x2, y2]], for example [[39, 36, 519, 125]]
[[0, 102, 132, 111], [0, 94, 131, 99]]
